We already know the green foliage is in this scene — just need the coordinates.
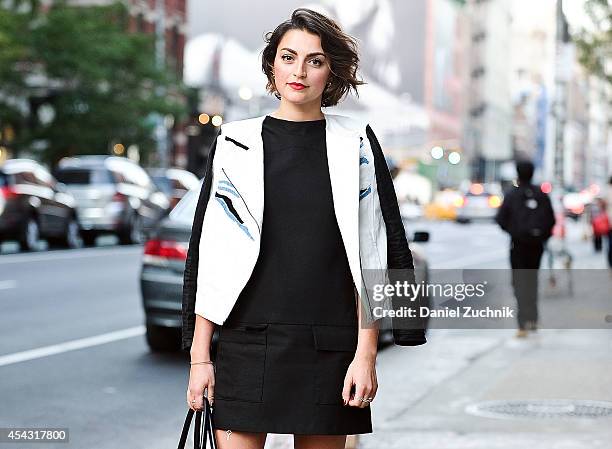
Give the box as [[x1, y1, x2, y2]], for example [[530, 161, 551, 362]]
[[574, 0, 612, 88], [0, 7, 30, 124], [0, 1, 186, 164]]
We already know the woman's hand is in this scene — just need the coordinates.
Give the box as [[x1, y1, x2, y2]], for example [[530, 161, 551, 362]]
[[187, 364, 215, 411], [342, 354, 377, 408]]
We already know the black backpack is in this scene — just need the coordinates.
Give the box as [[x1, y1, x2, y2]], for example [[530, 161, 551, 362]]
[[510, 186, 554, 243]]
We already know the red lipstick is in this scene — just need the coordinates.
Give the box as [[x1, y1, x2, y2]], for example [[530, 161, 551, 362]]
[[288, 82, 306, 90]]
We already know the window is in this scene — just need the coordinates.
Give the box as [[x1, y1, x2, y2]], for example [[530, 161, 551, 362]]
[[14, 170, 38, 185], [108, 160, 151, 188], [151, 176, 173, 195], [168, 182, 202, 226], [54, 168, 115, 185], [34, 166, 55, 188]]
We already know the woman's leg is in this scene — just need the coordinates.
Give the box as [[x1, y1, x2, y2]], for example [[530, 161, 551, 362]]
[[294, 434, 347, 449], [214, 429, 267, 449], [594, 234, 602, 252]]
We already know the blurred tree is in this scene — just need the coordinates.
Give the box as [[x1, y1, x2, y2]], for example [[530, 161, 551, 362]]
[[0, 1, 186, 165], [575, 0, 612, 88], [0, 7, 30, 144]]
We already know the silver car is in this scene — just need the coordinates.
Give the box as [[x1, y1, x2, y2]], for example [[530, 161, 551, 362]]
[[53, 156, 170, 245]]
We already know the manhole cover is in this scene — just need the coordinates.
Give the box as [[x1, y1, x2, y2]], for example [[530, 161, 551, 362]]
[[465, 400, 612, 419]]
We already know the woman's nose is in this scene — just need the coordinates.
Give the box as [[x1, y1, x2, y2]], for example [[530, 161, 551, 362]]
[[294, 60, 306, 78]]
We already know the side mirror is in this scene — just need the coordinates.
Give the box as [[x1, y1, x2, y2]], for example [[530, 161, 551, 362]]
[[412, 231, 429, 243]]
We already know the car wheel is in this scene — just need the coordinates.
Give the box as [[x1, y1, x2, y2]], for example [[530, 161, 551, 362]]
[[145, 324, 180, 352], [81, 231, 97, 247], [119, 213, 144, 245], [19, 217, 40, 252], [63, 218, 83, 249]]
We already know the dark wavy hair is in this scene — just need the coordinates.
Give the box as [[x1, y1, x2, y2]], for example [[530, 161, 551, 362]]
[[261, 8, 365, 107]]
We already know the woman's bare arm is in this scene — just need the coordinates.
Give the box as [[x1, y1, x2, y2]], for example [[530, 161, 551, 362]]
[[342, 290, 379, 407], [190, 314, 216, 361], [355, 290, 379, 361], [187, 315, 217, 411]]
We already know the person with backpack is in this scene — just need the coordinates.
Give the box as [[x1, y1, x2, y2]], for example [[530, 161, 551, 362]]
[[495, 161, 556, 338]]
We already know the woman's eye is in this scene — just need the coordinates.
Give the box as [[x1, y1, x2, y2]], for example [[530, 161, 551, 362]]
[[281, 54, 293, 61], [311, 59, 322, 66]]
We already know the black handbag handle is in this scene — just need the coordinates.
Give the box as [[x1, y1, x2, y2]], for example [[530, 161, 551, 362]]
[[177, 397, 218, 449]]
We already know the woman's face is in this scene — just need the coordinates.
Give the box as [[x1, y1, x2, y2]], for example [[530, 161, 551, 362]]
[[272, 29, 331, 107]]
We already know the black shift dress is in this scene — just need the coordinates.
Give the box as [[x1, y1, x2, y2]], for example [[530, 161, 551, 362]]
[[211, 115, 372, 435]]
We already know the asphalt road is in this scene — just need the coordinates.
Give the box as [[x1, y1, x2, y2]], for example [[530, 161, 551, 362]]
[[0, 243, 191, 448]]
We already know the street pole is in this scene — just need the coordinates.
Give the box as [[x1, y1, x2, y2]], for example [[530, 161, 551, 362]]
[[553, 0, 569, 191], [154, 0, 168, 168]]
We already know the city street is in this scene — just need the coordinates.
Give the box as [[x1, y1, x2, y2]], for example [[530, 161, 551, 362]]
[[1, 0, 610, 448], [1, 218, 611, 448]]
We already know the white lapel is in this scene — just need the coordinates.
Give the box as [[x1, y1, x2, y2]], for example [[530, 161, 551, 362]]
[[220, 115, 266, 235]]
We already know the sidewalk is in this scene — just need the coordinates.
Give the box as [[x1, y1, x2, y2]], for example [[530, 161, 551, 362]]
[[550, 217, 611, 269], [358, 328, 612, 449]]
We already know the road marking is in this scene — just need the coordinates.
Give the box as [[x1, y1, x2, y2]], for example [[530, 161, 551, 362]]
[[0, 326, 146, 367], [0, 246, 142, 265], [0, 280, 17, 290]]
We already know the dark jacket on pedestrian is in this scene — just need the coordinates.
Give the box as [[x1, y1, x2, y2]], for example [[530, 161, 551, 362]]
[[495, 183, 556, 243]]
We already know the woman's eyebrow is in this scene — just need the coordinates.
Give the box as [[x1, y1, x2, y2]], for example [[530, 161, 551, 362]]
[[280, 48, 326, 58]]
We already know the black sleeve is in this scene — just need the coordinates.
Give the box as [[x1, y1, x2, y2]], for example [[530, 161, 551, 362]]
[[181, 136, 219, 352], [367, 125, 427, 346]]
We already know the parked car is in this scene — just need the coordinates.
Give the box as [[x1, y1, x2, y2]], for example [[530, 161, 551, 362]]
[[455, 183, 503, 223], [0, 159, 81, 251], [53, 156, 170, 246], [562, 191, 593, 220], [399, 199, 424, 221], [147, 167, 200, 210], [424, 189, 462, 221], [139, 183, 431, 352]]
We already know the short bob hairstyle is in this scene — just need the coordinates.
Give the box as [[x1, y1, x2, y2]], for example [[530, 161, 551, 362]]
[[261, 8, 365, 108]]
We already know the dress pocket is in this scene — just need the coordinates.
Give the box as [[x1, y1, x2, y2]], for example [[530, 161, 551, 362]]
[[214, 323, 268, 403], [312, 325, 358, 405]]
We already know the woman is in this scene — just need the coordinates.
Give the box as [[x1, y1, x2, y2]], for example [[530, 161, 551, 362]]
[[183, 8, 425, 448]]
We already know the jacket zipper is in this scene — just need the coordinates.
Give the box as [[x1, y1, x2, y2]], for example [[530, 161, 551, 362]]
[[221, 167, 261, 235]]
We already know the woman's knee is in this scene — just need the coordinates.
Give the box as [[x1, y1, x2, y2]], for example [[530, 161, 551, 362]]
[[294, 434, 347, 449]]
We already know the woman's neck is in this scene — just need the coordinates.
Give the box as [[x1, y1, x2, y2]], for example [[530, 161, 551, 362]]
[[270, 100, 325, 122]]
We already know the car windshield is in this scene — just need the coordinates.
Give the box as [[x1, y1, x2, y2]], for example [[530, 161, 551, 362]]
[[54, 168, 114, 185], [168, 182, 202, 226], [151, 176, 173, 195]]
